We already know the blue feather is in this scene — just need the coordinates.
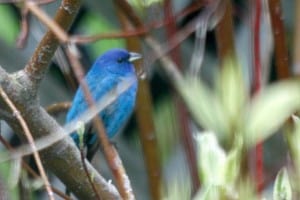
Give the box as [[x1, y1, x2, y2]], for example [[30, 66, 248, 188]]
[[66, 48, 140, 156]]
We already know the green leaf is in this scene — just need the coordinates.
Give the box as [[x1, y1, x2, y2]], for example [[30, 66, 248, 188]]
[[0, 153, 19, 200], [0, 5, 19, 45], [154, 97, 179, 163], [162, 176, 191, 200], [193, 185, 221, 200], [178, 78, 228, 139], [273, 167, 292, 200], [76, 121, 85, 149], [128, 0, 163, 7], [195, 132, 226, 185], [195, 132, 242, 199], [224, 137, 242, 186], [244, 80, 300, 147], [216, 59, 247, 136], [286, 115, 300, 172], [236, 178, 257, 200]]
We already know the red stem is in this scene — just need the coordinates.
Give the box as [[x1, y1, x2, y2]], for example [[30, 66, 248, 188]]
[[268, 0, 289, 79], [253, 0, 264, 193], [164, 0, 200, 194]]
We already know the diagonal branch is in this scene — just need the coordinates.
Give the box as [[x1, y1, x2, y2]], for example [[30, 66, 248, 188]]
[[71, 1, 204, 44], [0, 135, 71, 200], [24, 0, 81, 88], [46, 101, 71, 116], [0, 67, 121, 199], [66, 44, 135, 200], [0, 0, 122, 195], [164, 0, 200, 194], [26, 1, 69, 43], [0, 86, 54, 200]]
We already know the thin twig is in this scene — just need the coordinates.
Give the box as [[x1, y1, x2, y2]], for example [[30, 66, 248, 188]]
[[79, 147, 101, 200], [0, 71, 127, 198], [46, 101, 71, 116], [0, 87, 55, 200], [0, 135, 72, 200], [0, 0, 121, 197], [64, 46, 102, 199], [24, 0, 80, 86], [215, 0, 237, 66], [16, 6, 29, 48], [252, 0, 264, 194], [114, 0, 183, 83], [15, 0, 57, 48], [268, 0, 289, 79], [145, 2, 222, 68], [71, 1, 204, 44], [0, 77, 134, 163], [26, 1, 69, 43], [66, 44, 135, 200], [71, 28, 147, 44], [164, 0, 200, 194], [0, 0, 56, 3]]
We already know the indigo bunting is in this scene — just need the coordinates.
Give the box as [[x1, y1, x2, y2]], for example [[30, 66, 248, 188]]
[[66, 48, 141, 159]]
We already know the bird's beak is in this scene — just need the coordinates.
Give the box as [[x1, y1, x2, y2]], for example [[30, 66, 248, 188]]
[[129, 52, 142, 62]]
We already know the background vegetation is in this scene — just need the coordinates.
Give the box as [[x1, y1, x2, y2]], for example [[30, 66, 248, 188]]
[[0, 0, 299, 199]]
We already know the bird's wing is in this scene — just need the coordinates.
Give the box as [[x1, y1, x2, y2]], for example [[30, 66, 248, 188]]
[[66, 75, 119, 123]]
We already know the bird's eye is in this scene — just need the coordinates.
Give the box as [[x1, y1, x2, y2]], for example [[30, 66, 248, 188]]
[[117, 58, 124, 63]]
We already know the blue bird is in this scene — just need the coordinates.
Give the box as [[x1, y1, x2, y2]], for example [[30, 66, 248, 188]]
[[66, 48, 141, 160]]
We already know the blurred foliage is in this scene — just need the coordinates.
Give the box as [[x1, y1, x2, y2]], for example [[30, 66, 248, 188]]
[[128, 96, 179, 164], [163, 60, 300, 199], [286, 116, 300, 170], [0, 1, 299, 200], [178, 60, 300, 149], [273, 167, 292, 200], [244, 81, 300, 147], [0, 5, 19, 46], [162, 175, 191, 200], [286, 115, 300, 197], [154, 97, 179, 163], [0, 153, 19, 200], [77, 12, 125, 60], [128, 0, 163, 9], [194, 132, 241, 199]]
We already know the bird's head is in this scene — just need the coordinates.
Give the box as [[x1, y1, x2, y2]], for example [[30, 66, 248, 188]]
[[94, 48, 141, 76]]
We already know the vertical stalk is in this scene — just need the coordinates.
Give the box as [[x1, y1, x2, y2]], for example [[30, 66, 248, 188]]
[[293, 0, 300, 75], [268, 0, 290, 79], [115, 3, 162, 200], [164, 0, 200, 194], [253, 0, 264, 193], [215, 0, 237, 66]]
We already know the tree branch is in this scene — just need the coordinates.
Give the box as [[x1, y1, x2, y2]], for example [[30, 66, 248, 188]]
[[164, 0, 200, 194], [0, 0, 122, 197], [46, 101, 71, 116], [24, 0, 81, 87], [0, 86, 54, 200], [26, 1, 69, 43], [268, 0, 290, 79], [0, 67, 121, 199], [215, 0, 237, 66], [0, 135, 72, 200], [115, 3, 162, 199]]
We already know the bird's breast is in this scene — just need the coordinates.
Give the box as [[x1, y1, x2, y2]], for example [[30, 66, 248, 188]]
[[100, 76, 138, 138]]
